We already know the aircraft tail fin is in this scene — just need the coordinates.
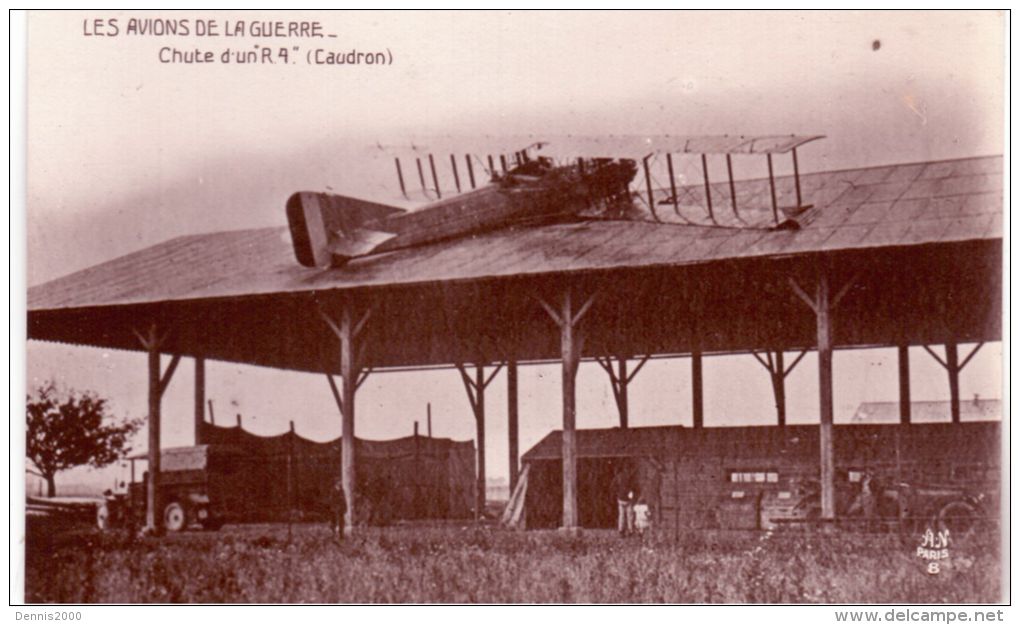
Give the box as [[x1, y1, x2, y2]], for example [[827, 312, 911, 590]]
[[286, 192, 405, 267]]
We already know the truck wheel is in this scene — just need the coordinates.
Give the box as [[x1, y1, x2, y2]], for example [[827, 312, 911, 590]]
[[936, 500, 979, 537], [96, 502, 111, 530], [163, 502, 187, 532]]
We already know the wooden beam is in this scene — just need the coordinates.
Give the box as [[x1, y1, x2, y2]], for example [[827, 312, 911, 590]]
[[946, 341, 960, 423], [474, 364, 486, 521], [788, 278, 818, 314], [922, 344, 949, 370], [627, 355, 650, 383], [783, 349, 809, 378], [144, 328, 162, 533], [815, 269, 836, 520], [507, 360, 520, 493], [157, 354, 181, 397], [194, 357, 205, 445], [898, 344, 911, 424], [338, 307, 358, 535], [773, 350, 787, 427], [755, 349, 802, 426], [325, 372, 343, 414], [561, 290, 579, 529], [691, 348, 704, 429], [617, 357, 629, 429], [959, 342, 984, 370], [455, 363, 478, 409], [355, 367, 372, 391]]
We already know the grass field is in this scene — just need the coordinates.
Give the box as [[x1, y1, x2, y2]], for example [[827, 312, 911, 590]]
[[24, 517, 1002, 603]]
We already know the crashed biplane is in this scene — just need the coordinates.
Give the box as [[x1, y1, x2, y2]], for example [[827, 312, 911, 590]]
[[286, 135, 823, 268]]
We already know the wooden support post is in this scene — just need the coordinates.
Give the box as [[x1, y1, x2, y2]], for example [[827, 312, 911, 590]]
[[790, 266, 859, 522], [946, 342, 960, 423], [507, 359, 520, 493], [922, 342, 982, 423], [617, 358, 629, 429], [815, 271, 836, 520], [194, 356, 205, 445], [898, 344, 911, 424], [691, 349, 704, 429], [320, 303, 371, 536], [474, 365, 486, 520], [560, 292, 579, 530], [146, 339, 161, 533], [339, 307, 357, 535], [132, 324, 181, 534], [536, 289, 595, 530], [751, 349, 806, 427], [773, 351, 786, 427], [456, 361, 503, 522], [596, 354, 649, 430]]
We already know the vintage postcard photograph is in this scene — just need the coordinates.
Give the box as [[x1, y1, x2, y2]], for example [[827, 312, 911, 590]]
[[14, 9, 1007, 607]]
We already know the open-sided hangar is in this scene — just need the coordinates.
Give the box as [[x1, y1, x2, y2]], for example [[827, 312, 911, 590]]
[[28, 138, 1002, 533]]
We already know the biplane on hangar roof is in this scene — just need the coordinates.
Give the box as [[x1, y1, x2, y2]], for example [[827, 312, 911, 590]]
[[27, 134, 1003, 532], [28, 134, 1001, 314]]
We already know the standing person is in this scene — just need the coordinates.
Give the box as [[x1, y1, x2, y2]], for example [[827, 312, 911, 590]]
[[329, 477, 347, 542], [611, 465, 638, 536], [847, 472, 878, 531]]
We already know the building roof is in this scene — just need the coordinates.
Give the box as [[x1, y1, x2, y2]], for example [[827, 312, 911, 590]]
[[852, 399, 1002, 424], [521, 422, 1002, 462], [28, 155, 1002, 312]]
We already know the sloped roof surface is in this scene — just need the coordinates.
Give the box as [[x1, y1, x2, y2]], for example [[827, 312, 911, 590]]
[[852, 399, 1002, 424], [521, 422, 1002, 462], [29, 156, 1002, 311]]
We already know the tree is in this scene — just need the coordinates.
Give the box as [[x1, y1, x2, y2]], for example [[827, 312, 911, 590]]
[[26, 380, 141, 497]]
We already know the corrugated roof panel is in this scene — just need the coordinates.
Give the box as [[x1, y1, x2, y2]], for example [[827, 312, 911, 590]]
[[963, 193, 1003, 216], [938, 215, 995, 243], [772, 226, 838, 255], [987, 214, 1003, 238], [902, 178, 944, 200], [949, 158, 1003, 177], [844, 201, 894, 225], [820, 224, 877, 250], [865, 181, 913, 203], [851, 166, 898, 186], [708, 229, 772, 258], [902, 218, 953, 244], [882, 163, 926, 184], [858, 220, 915, 247], [917, 161, 957, 180], [926, 196, 970, 220], [891, 197, 932, 220]]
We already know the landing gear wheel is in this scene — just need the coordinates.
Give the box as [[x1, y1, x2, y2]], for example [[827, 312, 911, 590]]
[[163, 502, 186, 532]]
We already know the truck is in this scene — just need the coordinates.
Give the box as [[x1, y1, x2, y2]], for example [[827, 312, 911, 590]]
[[97, 445, 244, 532], [96, 432, 478, 532]]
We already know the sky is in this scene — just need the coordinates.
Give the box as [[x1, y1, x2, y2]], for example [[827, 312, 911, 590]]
[[23, 10, 1006, 490]]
